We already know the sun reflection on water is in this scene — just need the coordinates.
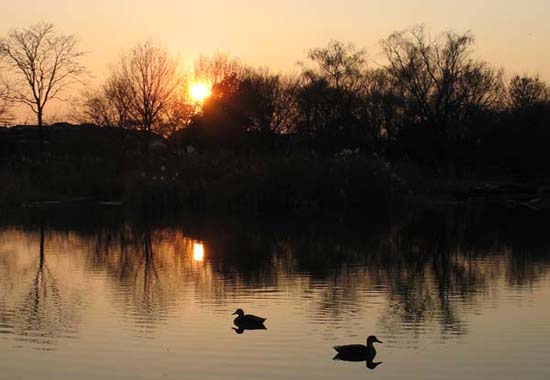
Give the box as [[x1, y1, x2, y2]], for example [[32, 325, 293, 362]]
[[193, 242, 205, 262]]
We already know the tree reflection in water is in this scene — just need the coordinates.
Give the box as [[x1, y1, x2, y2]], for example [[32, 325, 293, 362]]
[[0, 204, 549, 346], [0, 224, 82, 349]]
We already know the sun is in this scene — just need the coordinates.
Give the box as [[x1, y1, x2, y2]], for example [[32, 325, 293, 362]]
[[189, 82, 212, 103]]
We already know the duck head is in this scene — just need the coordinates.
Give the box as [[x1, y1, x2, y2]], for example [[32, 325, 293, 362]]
[[367, 336, 383, 345], [232, 308, 245, 317]]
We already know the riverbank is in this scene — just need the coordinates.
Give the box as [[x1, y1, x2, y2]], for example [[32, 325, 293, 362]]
[[2, 124, 550, 212], [0, 150, 394, 212]]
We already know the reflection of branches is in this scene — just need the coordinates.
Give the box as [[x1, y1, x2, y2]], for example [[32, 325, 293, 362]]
[[132, 231, 165, 321], [89, 225, 180, 331], [0, 225, 81, 349], [3, 204, 549, 344], [82, 206, 550, 340], [374, 209, 487, 337]]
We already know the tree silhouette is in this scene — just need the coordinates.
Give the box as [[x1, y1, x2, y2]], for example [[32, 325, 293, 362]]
[[193, 53, 244, 88], [0, 23, 85, 152], [382, 25, 504, 163], [0, 224, 82, 349], [361, 68, 404, 154], [297, 41, 369, 148], [82, 71, 132, 128], [509, 74, 550, 112], [116, 41, 179, 133], [0, 80, 12, 126]]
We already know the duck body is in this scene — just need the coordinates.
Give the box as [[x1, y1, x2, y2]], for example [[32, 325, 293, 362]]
[[232, 309, 266, 329], [333, 336, 382, 361], [333, 344, 375, 357]]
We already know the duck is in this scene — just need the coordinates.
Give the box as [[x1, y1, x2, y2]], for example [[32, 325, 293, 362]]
[[333, 335, 383, 360], [232, 308, 267, 329]]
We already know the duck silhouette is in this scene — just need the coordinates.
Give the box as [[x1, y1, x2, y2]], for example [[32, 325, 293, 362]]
[[232, 308, 267, 330], [333, 336, 383, 369]]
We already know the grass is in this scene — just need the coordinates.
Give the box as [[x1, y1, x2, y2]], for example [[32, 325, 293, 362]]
[[123, 150, 392, 211], [1, 148, 393, 212]]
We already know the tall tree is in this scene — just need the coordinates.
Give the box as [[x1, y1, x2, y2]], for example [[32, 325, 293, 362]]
[[116, 41, 179, 133], [361, 68, 404, 152], [382, 25, 503, 151], [0, 23, 85, 147], [228, 69, 296, 134], [304, 41, 367, 93], [297, 41, 369, 146]]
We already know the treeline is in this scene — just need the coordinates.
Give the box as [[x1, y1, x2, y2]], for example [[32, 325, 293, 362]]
[[71, 26, 550, 177], [1, 23, 550, 209]]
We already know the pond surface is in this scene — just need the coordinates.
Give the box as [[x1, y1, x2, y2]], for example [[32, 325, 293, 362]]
[[0, 205, 549, 380]]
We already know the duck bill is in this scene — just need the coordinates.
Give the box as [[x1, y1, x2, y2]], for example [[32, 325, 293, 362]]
[[375, 338, 383, 344], [231, 312, 237, 315]]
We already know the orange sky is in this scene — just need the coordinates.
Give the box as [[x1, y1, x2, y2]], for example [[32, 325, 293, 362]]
[[1, 0, 549, 121]]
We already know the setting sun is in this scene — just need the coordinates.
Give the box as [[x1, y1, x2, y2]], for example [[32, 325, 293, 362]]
[[189, 82, 211, 103]]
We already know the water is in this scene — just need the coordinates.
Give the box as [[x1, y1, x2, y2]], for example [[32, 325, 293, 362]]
[[0, 205, 549, 379]]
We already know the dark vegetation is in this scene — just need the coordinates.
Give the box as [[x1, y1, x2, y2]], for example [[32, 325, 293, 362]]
[[0, 124, 391, 211], [1, 24, 550, 210]]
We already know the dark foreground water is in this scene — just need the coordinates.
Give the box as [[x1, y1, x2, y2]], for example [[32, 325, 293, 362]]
[[0, 205, 549, 380]]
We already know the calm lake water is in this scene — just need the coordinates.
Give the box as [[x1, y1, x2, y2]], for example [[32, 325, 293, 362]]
[[1, 205, 549, 380]]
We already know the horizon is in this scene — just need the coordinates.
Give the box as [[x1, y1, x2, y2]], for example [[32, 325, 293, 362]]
[[1, 1, 550, 121]]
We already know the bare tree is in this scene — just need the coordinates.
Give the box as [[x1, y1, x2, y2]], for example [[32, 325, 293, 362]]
[[508, 74, 550, 112], [81, 71, 132, 128], [193, 53, 244, 88], [382, 25, 503, 145], [0, 80, 13, 126], [303, 41, 367, 93], [296, 41, 369, 142], [233, 69, 294, 133], [160, 80, 196, 136], [0, 23, 85, 147], [361, 68, 404, 150], [117, 41, 179, 133], [81, 89, 117, 127], [103, 71, 133, 128]]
